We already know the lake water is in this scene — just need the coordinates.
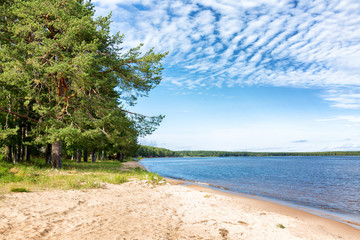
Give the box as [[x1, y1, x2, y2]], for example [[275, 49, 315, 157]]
[[141, 156, 360, 227]]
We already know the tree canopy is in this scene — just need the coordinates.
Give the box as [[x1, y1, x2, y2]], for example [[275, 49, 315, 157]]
[[0, 0, 167, 168]]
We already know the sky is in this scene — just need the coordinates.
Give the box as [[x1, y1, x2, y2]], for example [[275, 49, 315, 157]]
[[93, 0, 360, 152]]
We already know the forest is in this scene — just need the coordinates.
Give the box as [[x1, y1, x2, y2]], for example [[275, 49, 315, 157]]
[[136, 146, 360, 158], [136, 145, 181, 158], [176, 151, 360, 157], [0, 0, 166, 168]]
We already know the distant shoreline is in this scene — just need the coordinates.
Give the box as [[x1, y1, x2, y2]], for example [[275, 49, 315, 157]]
[[177, 151, 360, 157], [137, 145, 360, 158]]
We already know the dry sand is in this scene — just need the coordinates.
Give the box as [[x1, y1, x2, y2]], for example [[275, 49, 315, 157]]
[[0, 163, 359, 240]]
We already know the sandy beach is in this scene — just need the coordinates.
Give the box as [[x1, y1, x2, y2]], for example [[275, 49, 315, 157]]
[[0, 163, 359, 240]]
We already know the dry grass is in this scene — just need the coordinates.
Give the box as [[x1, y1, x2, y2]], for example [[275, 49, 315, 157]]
[[0, 158, 164, 194]]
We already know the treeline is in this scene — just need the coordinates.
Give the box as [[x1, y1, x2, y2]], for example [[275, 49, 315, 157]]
[[137, 147, 360, 158], [0, 0, 166, 168], [177, 151, 360, 157], [136, 145, 181, 158]]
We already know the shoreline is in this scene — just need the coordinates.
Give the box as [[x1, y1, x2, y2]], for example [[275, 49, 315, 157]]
[[137, 160, 360, 232], [165, 175, 360, 230], [180, 180, 360, 237], [1, 161, 359, 239]]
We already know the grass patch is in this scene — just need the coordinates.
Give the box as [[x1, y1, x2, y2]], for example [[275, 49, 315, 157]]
[[0, 157, 164, 193], [10, 187, 28, 192], [277, 224, 286, 229], [110, 174, 128, 184], [138, 171, 164, 184]]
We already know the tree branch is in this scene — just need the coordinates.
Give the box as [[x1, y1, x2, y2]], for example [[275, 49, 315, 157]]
[[120, 109, 149, 118], [0, 107, 38, 123]]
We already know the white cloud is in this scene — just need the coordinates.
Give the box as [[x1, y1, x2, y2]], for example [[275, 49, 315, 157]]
[[317, 115, 360, 123], [321, 144, 360, 152], [93, 0, 360, 109], [323, 89, 360, 109]]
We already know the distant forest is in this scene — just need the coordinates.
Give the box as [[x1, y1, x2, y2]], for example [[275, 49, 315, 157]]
[[136, 145, 181, 158], [136, 145, 360, 158]]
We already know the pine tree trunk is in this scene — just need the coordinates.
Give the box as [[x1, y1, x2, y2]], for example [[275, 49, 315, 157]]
[[6, 145, 12, 162], [13, 145, 19, 164], [21, 125, 25, 162], [17, 126, 22, 162], [76, 149, 82, 163], [12, 146, 15, 164], [16, 125, 24, 162], [16, 143, 21, 163], [117, 152, 125, 161], [91, 151, 96, 163], [26, 112, 31, 162], [83, 149, 88, 162], [51, 140, 62, 169], [25, 145, 30, 163], [24, 123, 30, 162], [45, 144, 52, 165]]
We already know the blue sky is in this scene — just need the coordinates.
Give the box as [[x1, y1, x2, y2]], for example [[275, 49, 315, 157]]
[[93, 0, 360, 152]]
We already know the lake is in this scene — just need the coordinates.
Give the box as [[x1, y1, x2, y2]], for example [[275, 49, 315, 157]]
[[141, 156, 360, 227]]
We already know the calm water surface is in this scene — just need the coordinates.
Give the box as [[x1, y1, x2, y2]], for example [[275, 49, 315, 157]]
[[141, 156, 360, 227]]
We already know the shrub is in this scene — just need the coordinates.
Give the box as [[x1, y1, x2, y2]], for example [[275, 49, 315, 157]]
[[10, 187, 28, 192], [0, 166, 8, 177]]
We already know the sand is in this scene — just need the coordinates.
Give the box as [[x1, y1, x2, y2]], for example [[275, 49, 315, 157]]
[[0, 164, 359, 240]]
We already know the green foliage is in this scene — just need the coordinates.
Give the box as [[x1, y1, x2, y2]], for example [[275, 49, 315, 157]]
[[0, 166, 8, 176], [176, 150, 360, 157], [0, 0, 167, 167], [136, 146, 360, 158], [137, 146, 360, 158], [10, 187, 28, 192], [0, 127, 18, 142], [137, 145, 180, 158]]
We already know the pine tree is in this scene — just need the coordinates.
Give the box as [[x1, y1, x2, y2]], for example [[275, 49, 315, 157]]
[[0, 0, 166, 168]]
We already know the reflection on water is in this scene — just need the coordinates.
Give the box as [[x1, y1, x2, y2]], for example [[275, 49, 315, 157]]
[[141, 156, 360, 227]]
